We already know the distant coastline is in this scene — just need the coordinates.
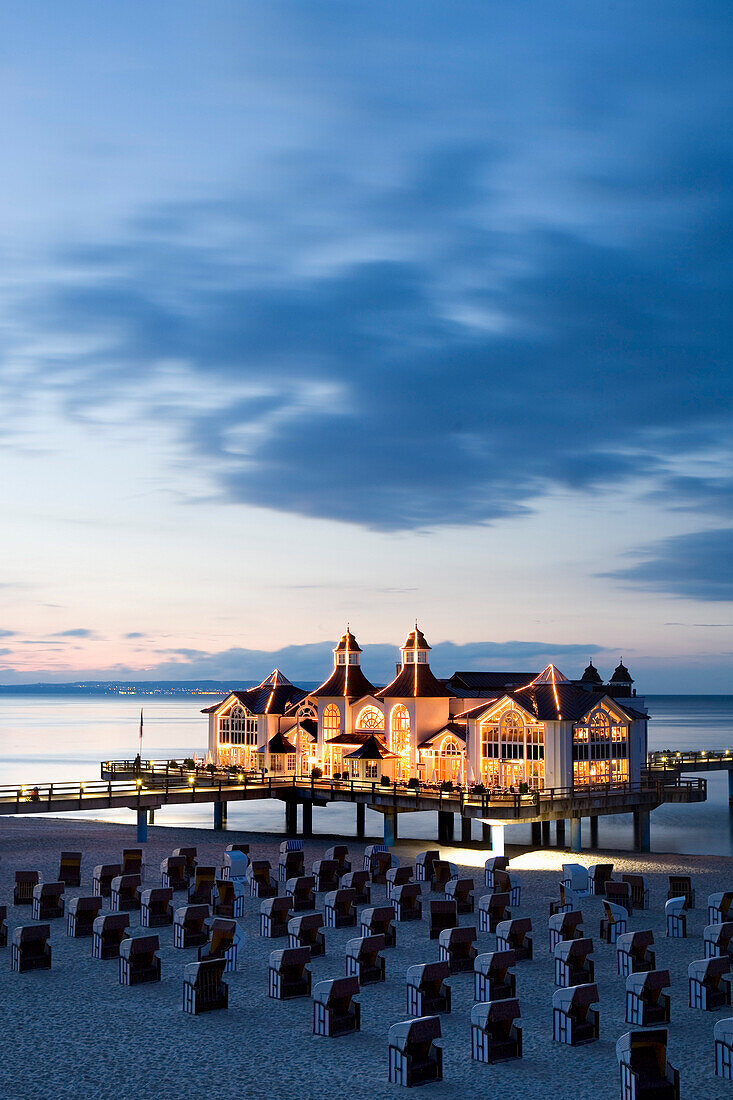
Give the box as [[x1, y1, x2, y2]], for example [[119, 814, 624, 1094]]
[[0, 679, 321, 697]]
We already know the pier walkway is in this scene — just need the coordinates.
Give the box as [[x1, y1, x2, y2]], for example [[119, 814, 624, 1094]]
[[648, 749, 733, 803], [0, 758, 705, 854]]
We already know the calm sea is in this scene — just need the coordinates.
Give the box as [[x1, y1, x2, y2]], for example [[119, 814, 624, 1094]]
[[0, 694, 732, 855]]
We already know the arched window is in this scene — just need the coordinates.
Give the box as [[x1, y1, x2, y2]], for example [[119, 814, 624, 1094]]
[[390, 705, 410, 755], [390, 704, 411, 781], [297, 705, 316, 720], [356, 705, 385, 731], [501, 712, 524, 740], [440, 736, 461, 756], [590, 711, 610, 738], [322, 703, 340, 739]]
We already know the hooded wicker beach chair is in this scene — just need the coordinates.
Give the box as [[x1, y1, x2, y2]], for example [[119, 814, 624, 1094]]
[[325, 845, 351, 874], [161, 855, 187, 891], [704, 922, 733, 960], [360, 905, 396, 947], [484, 856, 510, 890], [140, 887, 174, 928], [406, 961, 451, 1016], [470, 998, 522, 1063], [212, 878, 245, 919], [313, 859, 340, 894], [665, 897, 687, 938], [260, 896, 293, 938], [346, 934, 386, 984], [183, 958, 228, 1014], [384, 865, 412, 900], [324, 888, 357, 929], [199, 917, 240, 972], [474, 950, 516, 1001], [14, 870, 40, 906], [340, 870, 371, 904], [119, 934, 161, 985], [668, 875, 694, 910], [32, 881, 65, 921], [561, 863, 590, 897], [605, 880, 633, 917], [268, 946, 311, 999], [431, 860, 457, 893], [92, 912, 131, 959], [496, 917, 533, 961], [111, 874, 142, 912], [439, 925, 477, 973], [121, 848, 144, 877], [444, 877, 474, 914], [92, 863, 121, 898], [617, 931, 656, 977], [553, 982, 600, 1045], [394, 882, 422, 922], [0, 906, 7, 949], [188, 866, 216, 906], [554, 937, 594, 987], [415, 851, 440, 883], [312, 976, 360, 1037], [550, 884, 581, 917], [388, 1016, 442, 1086], [286, 875, 316, 912], [247, 860, 278, 899], [623, 874, 650, 911], [12, 923, 51, 972], [478, 891, 511, 934], [588, 863, 614, 896], [708, 892, 733, 925], [714, 1017, 733, 1079], [626, 969, 671, 1026], [222, 848, 250, 883], [278, 840, 304, 884], [58, 851, 82, 887], [549, 910, 583, 952], [616, 1029, 679, 1100], [688, 956, 732, 1010], [172, 847, 197, 883], [288, 912, 325, 956], [173, 904, 211, 949], [600, 901, 628, 944], [429, 900, 458, 940]]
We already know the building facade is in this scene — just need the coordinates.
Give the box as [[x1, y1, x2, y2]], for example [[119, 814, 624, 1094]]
[[204, 628, 648, 790]]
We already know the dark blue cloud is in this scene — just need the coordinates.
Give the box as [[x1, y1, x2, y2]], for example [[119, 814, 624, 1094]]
[[3, 2, 732, 558], [52, 628, 95, 638], [606, 529, 733, 601]]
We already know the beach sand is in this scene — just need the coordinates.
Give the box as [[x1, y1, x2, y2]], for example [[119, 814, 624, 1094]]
[[0, 815, 730, 1099]]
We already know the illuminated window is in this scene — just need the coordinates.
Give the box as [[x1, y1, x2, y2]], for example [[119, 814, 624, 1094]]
[[356, 705, 385, 731], [573, 710, 628, 787], [479, 710, 544, 789], [390, 704, 411, 781], [349, 653, 359, 665], [365, 761, 378, 779], [219, 706, 257, 746], [417, 652, 426, 663], [337, 653, 346, 665], [323, 704, 341, 738]]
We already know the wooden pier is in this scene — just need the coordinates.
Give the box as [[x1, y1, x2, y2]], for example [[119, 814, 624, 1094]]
[[0, 758, 705, 853]]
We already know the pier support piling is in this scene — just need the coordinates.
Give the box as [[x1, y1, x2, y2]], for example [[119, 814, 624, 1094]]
[[531, 822, 542, 847], [461, 817, 472, 844], [383, 809, 398, 847], [356, 802, 365, 839], [438, 811, 454, 844], [569, 817, 582, 854], [490, 824, 505, 857], [633, 810, 650, 852], [589, 816, 599, 849], [284, 799, 297, 836], [147, 809, 155, 825], [301, 800, 313, 838], [728, 770, 733, 806], [541, 821, 551, 846], [213, 801, 227, 831], [482, 822, 492, 846], [136, 808, 147, 843], [556, 819, 566, 846]]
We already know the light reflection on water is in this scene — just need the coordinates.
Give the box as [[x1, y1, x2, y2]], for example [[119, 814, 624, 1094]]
[[0, 694, 732, 854]]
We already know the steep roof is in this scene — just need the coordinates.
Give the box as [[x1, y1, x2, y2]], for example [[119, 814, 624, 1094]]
[[418, 721, 467, 748], [200, 670, 307, 716], [334, 629, 362, 654], [267, 731, 297, 754], [377, 662, 453, 699], [446, 671, 538, 696], [580, 661, 603, 685], [611, 659, 634, 683], [401, 626, 431, 651], [311, 664, 376, 700], [457, 682, 646, 724], [344, 734, 397, 760]]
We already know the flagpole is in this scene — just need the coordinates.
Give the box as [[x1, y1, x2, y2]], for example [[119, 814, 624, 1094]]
[[139, 708, 143, 760]]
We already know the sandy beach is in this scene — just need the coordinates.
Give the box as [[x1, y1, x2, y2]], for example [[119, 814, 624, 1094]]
[[0, 815, 730, 1099]]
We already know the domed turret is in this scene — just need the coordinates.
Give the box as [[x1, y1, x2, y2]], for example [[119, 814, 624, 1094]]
[[401, 624, 431, 666], [580, 660, 603, 686], [333, 627, 362, 667], [609, 658, 634, 697]]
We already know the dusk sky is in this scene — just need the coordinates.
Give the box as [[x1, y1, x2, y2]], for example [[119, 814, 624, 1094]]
[[0, 2, 731, 690]]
